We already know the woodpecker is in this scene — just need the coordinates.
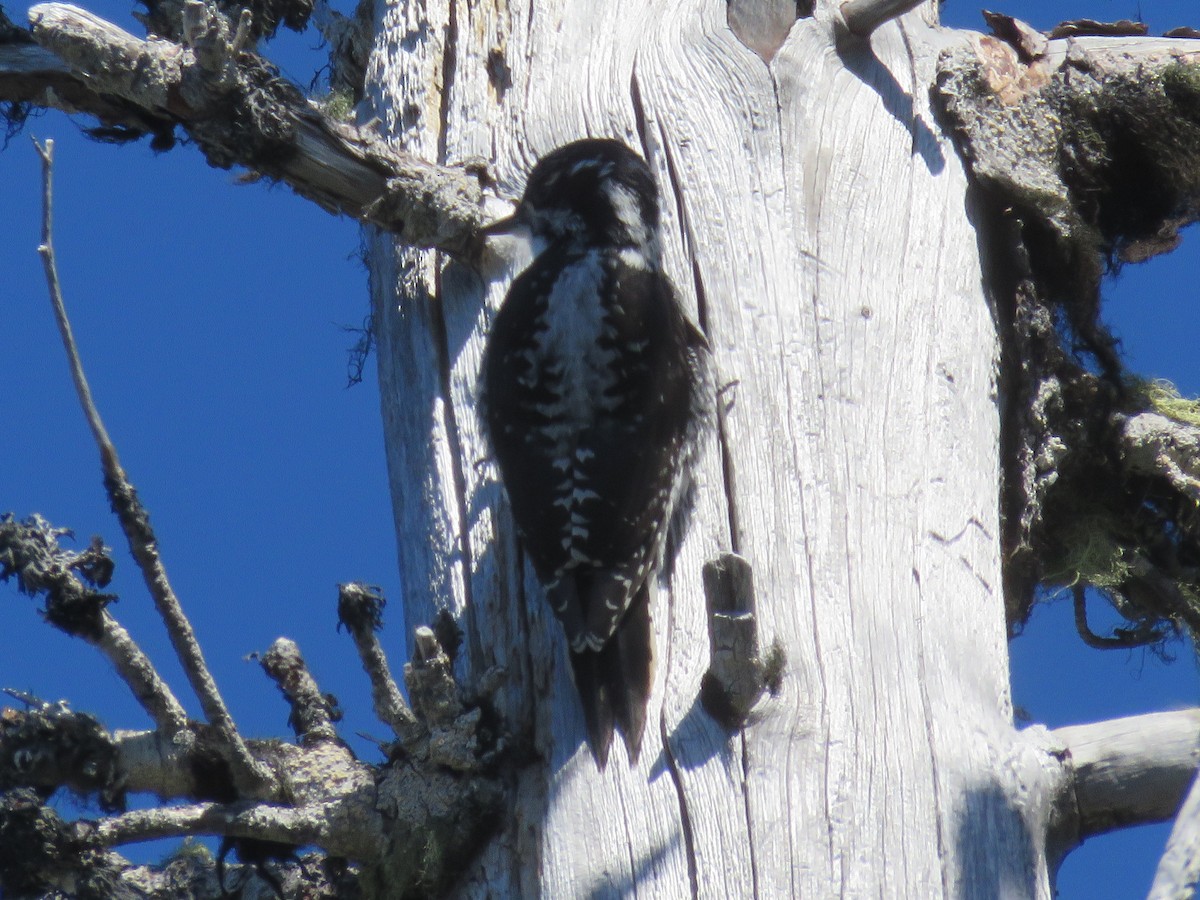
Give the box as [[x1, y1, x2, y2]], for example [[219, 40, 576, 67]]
[[481, 139, 712, 766]]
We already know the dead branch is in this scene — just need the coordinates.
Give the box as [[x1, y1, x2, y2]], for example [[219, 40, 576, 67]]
[[0, 3, 491, 256], [0, 516, 187, 734], [1054, 710, 1200, 843], [337, 582, 425, 749], [1149, 769, 1200, 899], [259, 638, 340, 745], [837, 0, 925, 37], [34, 137, 275, 798], [2, 136, 505, 895], [1017, 710, 1200, 875], [0, 604, 506, 895]]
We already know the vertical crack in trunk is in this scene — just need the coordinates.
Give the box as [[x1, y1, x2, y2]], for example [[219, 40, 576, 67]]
[[645, 86, 743, 552], [430, 261, 477, 651], [739, 731, 763, 899], [427, 0, 476, 658], [630, 65, 706, 897], [657, 710, 701, 898], [438, 0, 459, 166], [693, 255, 744, 555]]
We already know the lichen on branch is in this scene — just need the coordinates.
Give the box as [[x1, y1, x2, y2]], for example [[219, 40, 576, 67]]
[[0, 1, 490, 254], [937, 28, 1200, 643]]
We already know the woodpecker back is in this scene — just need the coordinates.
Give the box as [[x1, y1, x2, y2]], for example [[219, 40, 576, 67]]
[[481, 139, 712, 766]]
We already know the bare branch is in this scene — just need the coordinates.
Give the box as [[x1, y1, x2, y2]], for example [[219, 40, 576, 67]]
[[4, 3, 490, 255], [95, 801, 323, 849], [258, 638, 339, 744], [1, 679, 505, 893], [406, 626, 463, 728], [0, 516, 188, 733], [1049, 709, 1200, 861], [402, 626, 502, 772], [32, 139, 275, 798], [0, 40, 175, 141], [1149, 770, 1200, 899], [34, 138, 115, 462], [94, 614, 191, 733], [337, 582, 424, 747], [1072, 585, 1170, 650]]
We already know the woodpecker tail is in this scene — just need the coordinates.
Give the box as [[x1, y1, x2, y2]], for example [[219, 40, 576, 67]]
[[569, 582, 654, 768]]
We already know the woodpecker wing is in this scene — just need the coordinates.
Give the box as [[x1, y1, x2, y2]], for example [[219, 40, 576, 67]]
[[484, 250, 702, 649], [481, 135, 716, 767], [483, 247, 709, 764], [564, 259, 702, 647]]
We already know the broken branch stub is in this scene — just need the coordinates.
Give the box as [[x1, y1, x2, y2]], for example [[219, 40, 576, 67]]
[[700, 552, 776, 729]]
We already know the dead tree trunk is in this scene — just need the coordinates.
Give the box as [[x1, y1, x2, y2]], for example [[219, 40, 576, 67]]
[[373, 2, 1036, 894], [7, 0, 1200, 896]]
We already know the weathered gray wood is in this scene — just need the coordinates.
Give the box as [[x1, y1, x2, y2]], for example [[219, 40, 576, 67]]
[[13, 2, 488, 250], [8, 0, 1200, 893], [1056, 711, 1200, 840], [839, 0, 925, 35], [1151, 769, 1200, 899], [369, 0, 1041, 895], [1031, 710, 1200, 893]]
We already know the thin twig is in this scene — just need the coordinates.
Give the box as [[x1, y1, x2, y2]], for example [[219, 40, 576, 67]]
[[1072, 585, 1164, 650], [33, 139, 114, 461], [337, 583, 424, 746], [32, 138, 275, 797]]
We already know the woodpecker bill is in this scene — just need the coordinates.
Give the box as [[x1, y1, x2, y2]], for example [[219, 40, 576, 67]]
[[481, 139, 713, 766]]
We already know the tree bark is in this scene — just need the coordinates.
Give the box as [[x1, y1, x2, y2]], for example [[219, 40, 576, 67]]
[[8, 0, 1200, 896], [371, 1, 1034, 894]]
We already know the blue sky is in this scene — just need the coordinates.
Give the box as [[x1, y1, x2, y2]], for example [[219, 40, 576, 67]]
[[1, 0, 1198, 895]]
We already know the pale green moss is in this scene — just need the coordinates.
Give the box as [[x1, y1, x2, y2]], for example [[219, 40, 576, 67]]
[[1044, 516, 1132, 590], [1162, 61, 1200, 109], [1134, 377, 1200, 428], [316, 90, 356, 122]]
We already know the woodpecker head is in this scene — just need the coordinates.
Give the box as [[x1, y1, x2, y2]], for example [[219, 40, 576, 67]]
[[485, 139, 662, 256]]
